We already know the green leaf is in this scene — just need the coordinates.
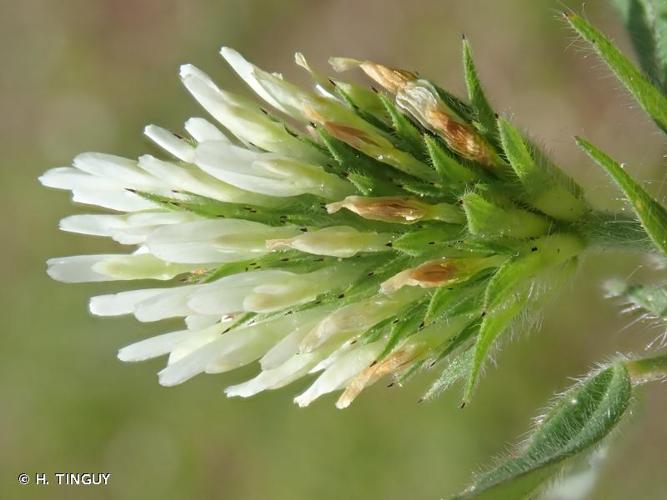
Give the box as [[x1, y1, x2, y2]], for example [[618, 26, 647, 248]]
[[454, 363, 632, 499], [605, 278, 667, 322], [462, 37, 499, 143], [565, 10, 667, 133], [613, 0, 667, 92], [497, 117, 587, 221], [576, 137, 667, 254]]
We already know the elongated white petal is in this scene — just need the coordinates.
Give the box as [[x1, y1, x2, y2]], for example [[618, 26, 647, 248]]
[[144, 125, 195, 162], [294, 341, 384, 407], [47, 255, 117, 283], [300, 288, 420, 352], [181, 64, 325, 162], [59, 214, 129, 237], [168, 322, 227, 364], [90, 289, 166, 316], [185, 314, 223, 331], [187, 270, 293, 314], [92, 253, 194, 280], [73, 188, 157, 212], [74, 153, 163, 190], [225, 348, 331, 398], [220, 47, 288, 113], [194, 141, 352, 199], [118, 330, 191, 362], [146, 218, 297, 264], [133, 284, 202, 322], [137, 154, 272, 206], [184, 117, 228, 143]]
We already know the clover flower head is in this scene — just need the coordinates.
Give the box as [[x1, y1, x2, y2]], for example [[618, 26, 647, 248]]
[[42, 43, 591, 407]]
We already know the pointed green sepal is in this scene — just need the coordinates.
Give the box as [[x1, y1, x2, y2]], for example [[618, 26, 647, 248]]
[[576, 136, 667, 254], [462, 191, 551, 239], [462, 37, 499, 143], [497, 117, 587, 221]]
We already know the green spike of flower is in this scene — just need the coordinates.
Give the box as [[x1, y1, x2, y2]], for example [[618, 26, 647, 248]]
[[497, 117, 587, 221], [462, 36, 499, 143], [462, 191, 551, 239]]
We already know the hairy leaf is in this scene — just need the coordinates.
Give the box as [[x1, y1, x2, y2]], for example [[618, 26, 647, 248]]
[[613, 0, 667, 92], [454, 363, 632, 499], [566, 10, 667, 133], [576, 137, 667, 254]]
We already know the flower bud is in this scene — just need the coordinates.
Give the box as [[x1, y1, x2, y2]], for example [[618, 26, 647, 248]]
[[397, 80, 500, 168], [326, 196, 464, 224]]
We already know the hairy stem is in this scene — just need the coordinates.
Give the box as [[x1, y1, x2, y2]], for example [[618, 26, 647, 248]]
[[575, 211, 656, 253]]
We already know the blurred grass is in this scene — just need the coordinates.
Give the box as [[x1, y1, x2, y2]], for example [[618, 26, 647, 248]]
[[1, 1, 666, 499]]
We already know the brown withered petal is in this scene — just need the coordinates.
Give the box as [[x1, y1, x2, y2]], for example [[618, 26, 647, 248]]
[[359, 62, 417, 93], [326, 196, 429, 223]]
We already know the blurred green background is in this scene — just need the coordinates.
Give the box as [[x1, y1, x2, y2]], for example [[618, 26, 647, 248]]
[[2, 1, 667, 499]]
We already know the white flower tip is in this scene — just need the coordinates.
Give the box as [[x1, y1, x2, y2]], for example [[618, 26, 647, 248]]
[[157, 369, 181, 387], [294, 52, 308, 70], [293, 394, 313, 408], [219, 46, 246, 70], [328, 57, 362, 73], [116, 347, 140, 363], [184, 117, 227, 143], [334, 397, 351, 409], [325, 201, 344, 214], [179, 63, 198, 80], [144, 124, 194, 162], [224, 385, 251, 398]]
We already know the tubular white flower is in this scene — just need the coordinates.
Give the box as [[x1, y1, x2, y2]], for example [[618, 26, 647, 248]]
[[266, 225, 392, 257], [294, 340, 386, 407], [225, 345, 338, 398], [47, 253, 194, 282], [137, 154, 271, 206], [184, 117, 229, 143], [155, 307, 329, 386], [188, 264, 363, 315], [59, 211, 201, 245], [299, 288, 422, 353], [145, 218, 298, 264], [39, 166, 159, 212], [192, 141, 353, 199], [144, 125, 195, 163], [180, 64, 325, 163]]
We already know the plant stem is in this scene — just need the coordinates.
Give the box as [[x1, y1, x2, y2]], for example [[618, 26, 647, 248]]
[[626, 353, 667, 384], [575, 211, 656, 253]]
